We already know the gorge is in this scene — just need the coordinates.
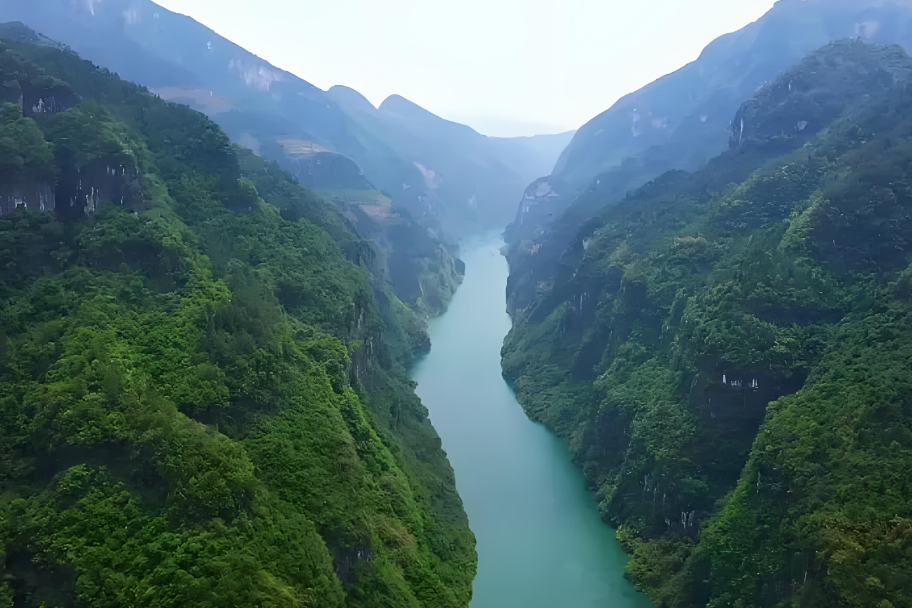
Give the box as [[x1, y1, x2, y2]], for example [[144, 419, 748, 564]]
[[3, 0, 912, 606]]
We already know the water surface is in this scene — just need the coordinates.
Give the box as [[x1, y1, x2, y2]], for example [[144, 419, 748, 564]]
[[412, 236, 654, 608]]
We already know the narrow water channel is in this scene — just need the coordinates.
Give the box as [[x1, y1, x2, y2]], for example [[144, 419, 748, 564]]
[[412, 235, 654, 608]]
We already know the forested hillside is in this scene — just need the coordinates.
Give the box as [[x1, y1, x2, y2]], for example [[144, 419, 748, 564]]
[[0, 27, 475, 607], [503, 40, 912, 607]]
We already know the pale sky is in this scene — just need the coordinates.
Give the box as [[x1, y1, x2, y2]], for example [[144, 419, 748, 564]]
[[155, 0, 779, 137]]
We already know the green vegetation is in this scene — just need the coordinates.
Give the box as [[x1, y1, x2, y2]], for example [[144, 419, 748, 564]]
[[503, 40, 912, 607], [0, 33, 475, 607]]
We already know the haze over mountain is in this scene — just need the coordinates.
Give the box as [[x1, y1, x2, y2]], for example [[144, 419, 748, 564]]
[[2, 0, 576, 323], [442, 115, 571, 139], [152, 0, 779, 136], [328, 86, 574, 233]]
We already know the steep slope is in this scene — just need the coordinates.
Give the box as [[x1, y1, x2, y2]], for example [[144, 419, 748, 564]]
[[554, 0, 912, 189], [504, 0, 912, 314], [0, 30, 475, 607], [502, 40, 912, 607]]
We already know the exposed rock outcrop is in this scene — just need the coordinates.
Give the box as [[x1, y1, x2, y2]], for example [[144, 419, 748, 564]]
[[0, 183, 55, 215]]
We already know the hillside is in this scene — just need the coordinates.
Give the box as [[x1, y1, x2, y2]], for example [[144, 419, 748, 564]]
[[503, 0, 912, 315], [554, 0, 912, 188], [502, 39, 912, 607], [0, 0, 414, 196], [0, 29, 476, 607]]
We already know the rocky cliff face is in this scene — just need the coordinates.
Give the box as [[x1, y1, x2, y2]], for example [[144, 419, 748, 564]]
[[502, 176, 574, 312], [503, 177, 570, 243], [22, 85, 73, 119], [0, 183, 54, 216], [1, 146, 141, 220], [57, 160, 141, 219]]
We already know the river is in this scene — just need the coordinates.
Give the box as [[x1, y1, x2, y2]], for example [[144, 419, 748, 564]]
[[412, 236, 654, 608]]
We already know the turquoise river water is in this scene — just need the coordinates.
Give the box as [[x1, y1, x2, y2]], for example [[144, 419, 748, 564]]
[[412, 236, 654, 608]]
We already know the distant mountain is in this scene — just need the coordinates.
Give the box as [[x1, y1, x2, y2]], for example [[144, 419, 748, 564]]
[[1, 0, 571, 237], [485, 131, 577, 195], [329, 86, 575, 232], [504, 0, 912, 314], [553, 0, 912, 189]]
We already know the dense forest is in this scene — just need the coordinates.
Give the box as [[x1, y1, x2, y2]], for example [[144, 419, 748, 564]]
[[0, 25, 475, 607], [503, 40, 912, 607]]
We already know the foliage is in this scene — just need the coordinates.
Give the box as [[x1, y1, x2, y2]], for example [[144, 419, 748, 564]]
[[0, 102, 54, 185]]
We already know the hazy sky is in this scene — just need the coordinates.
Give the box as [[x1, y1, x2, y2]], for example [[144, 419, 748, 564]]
[[155, 0, 778, 137]]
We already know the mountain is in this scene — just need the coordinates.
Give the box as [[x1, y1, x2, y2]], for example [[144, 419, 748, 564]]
[[328, 87, 574, 233], [0, 0, 473, 316], [502, 39, 912, 607], [503, 0, 912, 314], [1, 0, 571, 239], [485, 131, 577, 194], [0, 25, 476, 606], [554, 0, 912, 189]]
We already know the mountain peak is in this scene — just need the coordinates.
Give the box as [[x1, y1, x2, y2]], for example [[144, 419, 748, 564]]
[[379, 94, 440, 121], [327, 85, 376, 113], [0, 21, 55, 46]]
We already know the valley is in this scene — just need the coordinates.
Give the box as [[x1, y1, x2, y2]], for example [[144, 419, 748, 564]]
[[2, 0, 912, 606]]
